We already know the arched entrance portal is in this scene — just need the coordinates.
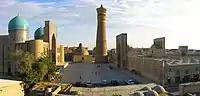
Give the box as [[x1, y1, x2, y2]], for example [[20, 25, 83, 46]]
[[51, 34, 56, 62]]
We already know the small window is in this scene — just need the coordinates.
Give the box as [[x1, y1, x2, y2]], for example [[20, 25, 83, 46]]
[[185, 69, 188, 74], [169, 68, 171, 72], [176, 70, 180, 75], [82, 57, 84, 60], [196, 68, 198, 71]]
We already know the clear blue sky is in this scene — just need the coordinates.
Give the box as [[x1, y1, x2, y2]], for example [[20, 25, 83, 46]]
[[0, 0, 200, 50]]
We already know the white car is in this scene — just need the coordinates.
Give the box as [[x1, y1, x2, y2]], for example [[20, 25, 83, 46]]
[[85, 81, 93, 87], [126, 80, 135, 85], [101, 80, 107, 86]]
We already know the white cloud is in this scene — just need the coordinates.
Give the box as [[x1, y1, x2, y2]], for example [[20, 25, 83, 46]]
[[0, 0, 200, 49]]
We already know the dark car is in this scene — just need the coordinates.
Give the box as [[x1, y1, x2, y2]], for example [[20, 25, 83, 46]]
[[109, 65, 113, 69], [110, 79, 119, 86], [74, 82, 82, 87]]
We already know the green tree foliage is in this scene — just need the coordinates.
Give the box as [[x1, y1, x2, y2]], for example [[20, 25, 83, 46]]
[[37, 55, 62, 82], [8, 50, 35, 75], [8, 50, 61, 89]]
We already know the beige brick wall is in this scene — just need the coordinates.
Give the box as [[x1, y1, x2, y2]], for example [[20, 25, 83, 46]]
[[179, 82, 200, 95], [128, 56, 164, 84]]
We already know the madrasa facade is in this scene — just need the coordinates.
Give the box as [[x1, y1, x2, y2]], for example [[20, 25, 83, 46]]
[[0, 15, 65, 75]]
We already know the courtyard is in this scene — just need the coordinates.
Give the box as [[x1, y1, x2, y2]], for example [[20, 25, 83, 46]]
[[60, 63, 135, 84]]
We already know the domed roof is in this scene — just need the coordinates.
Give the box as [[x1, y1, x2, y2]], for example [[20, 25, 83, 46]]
[[141, 86, 152, 91], [34, 27, 44, 37], [144, 90, 159, 96], [152, 85, 166, 94], [130, 91, 144, 96], [8, 15, 29, 30]]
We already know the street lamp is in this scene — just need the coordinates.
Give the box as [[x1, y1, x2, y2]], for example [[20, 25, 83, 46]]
[[162, 60, 165, 86]]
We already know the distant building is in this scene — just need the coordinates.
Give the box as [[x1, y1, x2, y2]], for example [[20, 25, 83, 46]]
[[114, 34, 200, 85], [127, 37, 200, 85], [0, 79, 24, 96], [108, 49, 116, 63], [128, 54, 200, 85], [116, 33, 128, 69], [178, 46, 188, 56], [64, 43, 94, 63], [166, 47, 200, 56], [152, 37, 166, 57], [71, 43, 89, 55], [0, 15, 65, 75]]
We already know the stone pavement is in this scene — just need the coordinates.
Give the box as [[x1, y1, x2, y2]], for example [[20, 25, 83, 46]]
[[61, 63, 133, 84], [109, 63, 154, 84]]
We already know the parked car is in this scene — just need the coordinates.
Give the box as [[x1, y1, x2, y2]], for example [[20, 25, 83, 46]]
[[74, 82, 82, 87], [126, 79, 135, 85], [85, 81, 93, 87], [110, 79, 119, 86], [109, 65, 113, 69], [101, 80, 108, 86]]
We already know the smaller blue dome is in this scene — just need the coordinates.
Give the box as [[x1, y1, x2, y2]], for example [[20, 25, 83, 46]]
[[34, 27, 44, 37]]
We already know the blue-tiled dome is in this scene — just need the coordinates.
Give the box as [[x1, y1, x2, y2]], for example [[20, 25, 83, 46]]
[[8, 15, 29, 30], [34, 27, 44, 37]]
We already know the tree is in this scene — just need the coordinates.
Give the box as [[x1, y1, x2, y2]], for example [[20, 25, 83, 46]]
[[8, 50, 35, 75], [8, 50, 37, 89], [37, 55, 62, 82], [8, 50, 61, 90]]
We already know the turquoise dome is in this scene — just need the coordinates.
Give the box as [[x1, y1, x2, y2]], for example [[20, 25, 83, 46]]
[[8, 15, 29, 30], [34, 27, 44, 37]]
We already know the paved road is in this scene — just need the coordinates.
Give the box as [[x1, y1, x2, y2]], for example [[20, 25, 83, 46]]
[[61, 63, 133, 84]]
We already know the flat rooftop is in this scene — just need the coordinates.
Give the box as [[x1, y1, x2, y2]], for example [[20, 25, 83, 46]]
[[31, 82, 72, 91], [71, 83, 156, 91], [71, 83, 157, 96], [0, 79, 22, 88], [143, 56, 200, 65], [166, 56, 200, 65], [180, 81, 200, 86]]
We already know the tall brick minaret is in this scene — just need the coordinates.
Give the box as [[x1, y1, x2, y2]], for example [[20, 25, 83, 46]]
[[95, 4, 108, 63]]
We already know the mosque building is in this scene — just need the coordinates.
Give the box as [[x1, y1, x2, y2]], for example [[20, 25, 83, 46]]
[[64, 43, 94, 63], [0, 15, 65, 75]]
